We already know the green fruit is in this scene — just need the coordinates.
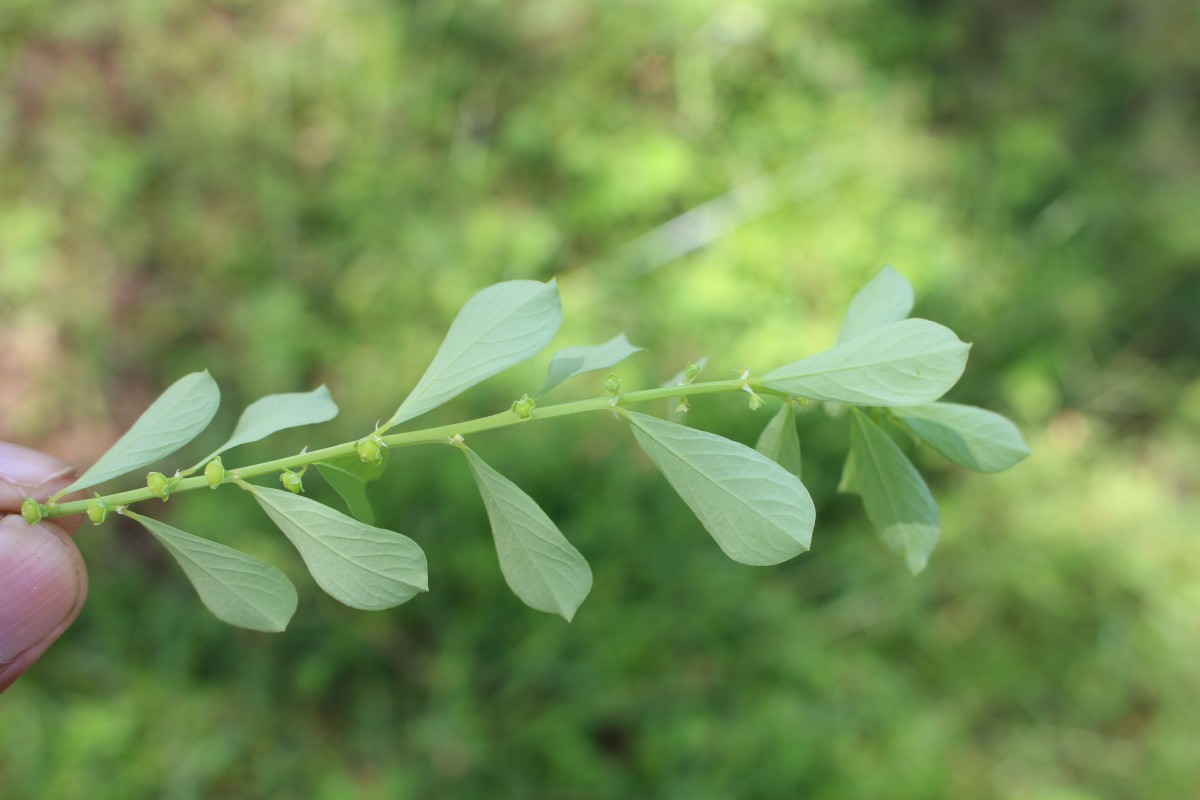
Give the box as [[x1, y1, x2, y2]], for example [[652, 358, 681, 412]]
[[147, 471, 174, 500], [87, 496, 109, 526], [21, 498, 43, 525], [356, 436, 384, 465], [204, 457, 225, 488], [280, 469, 304, 494]]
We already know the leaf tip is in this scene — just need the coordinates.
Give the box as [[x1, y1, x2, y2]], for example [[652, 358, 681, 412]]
[[905, 554, 930, 575], [557, 602, 580, 622]]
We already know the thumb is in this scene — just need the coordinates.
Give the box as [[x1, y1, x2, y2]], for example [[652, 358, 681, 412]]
[[0, 516, 88, 692]]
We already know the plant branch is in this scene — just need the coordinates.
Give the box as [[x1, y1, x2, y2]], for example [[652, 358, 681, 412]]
[[41, 378, 759, 521]]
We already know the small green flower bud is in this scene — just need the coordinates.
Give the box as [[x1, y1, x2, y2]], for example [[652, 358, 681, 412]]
[[204, 457, 225, 489], [674, 398, 690, 415], [742, 383, 764, 411], [87, 496, 109, 526], [280, 468, 305, 494], [147, 471, 174, 501], [21, 497, 43, 525], [685, 361, 703, 383], [356, 435, 384, 465], [511, 393, 535, 420], [603, 374, 622, 395]]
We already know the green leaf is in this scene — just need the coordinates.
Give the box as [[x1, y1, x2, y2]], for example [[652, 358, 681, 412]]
[[62, 371, 220, 494], [755, 401, 802, 478], [125, 510, 296, 632], [460, 446, 592, 620], [840, 417, 907, 495], [626, 411, 814, 566], [850, 409, 940, 574], [761, 319, 970, 407], [315, 448, 390, 524], [535, 333, 643, 398], [837, 266, 915, 344], [891, 402, 1030, 473], [386, 280, 562, 428], [249, 485, 428, 610], [206, 386, 338, 460], [837, 448, 859, 494]]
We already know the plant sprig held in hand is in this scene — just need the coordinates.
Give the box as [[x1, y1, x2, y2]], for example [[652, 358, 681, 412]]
[[21, 269, 1029, 630]]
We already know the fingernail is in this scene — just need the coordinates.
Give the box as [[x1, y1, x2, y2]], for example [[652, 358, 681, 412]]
[[0, 517, 83, 663], [0, 442, 74, 508]]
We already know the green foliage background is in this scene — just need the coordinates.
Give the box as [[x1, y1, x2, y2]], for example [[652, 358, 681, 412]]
[[1, 1, 1197, 797]]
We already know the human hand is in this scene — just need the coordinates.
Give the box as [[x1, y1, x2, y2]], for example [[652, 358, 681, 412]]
[[0, 442, 88, 693]]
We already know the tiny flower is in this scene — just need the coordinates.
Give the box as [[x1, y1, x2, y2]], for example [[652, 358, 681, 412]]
[[742, 383, 763, 410], [511, 394, 535, 419]]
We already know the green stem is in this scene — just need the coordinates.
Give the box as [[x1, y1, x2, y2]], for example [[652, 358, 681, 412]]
[[42, 378, 757, 521]]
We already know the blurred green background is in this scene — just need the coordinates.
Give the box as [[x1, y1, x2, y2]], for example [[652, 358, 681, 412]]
[[1, 0, 1198, 797]]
